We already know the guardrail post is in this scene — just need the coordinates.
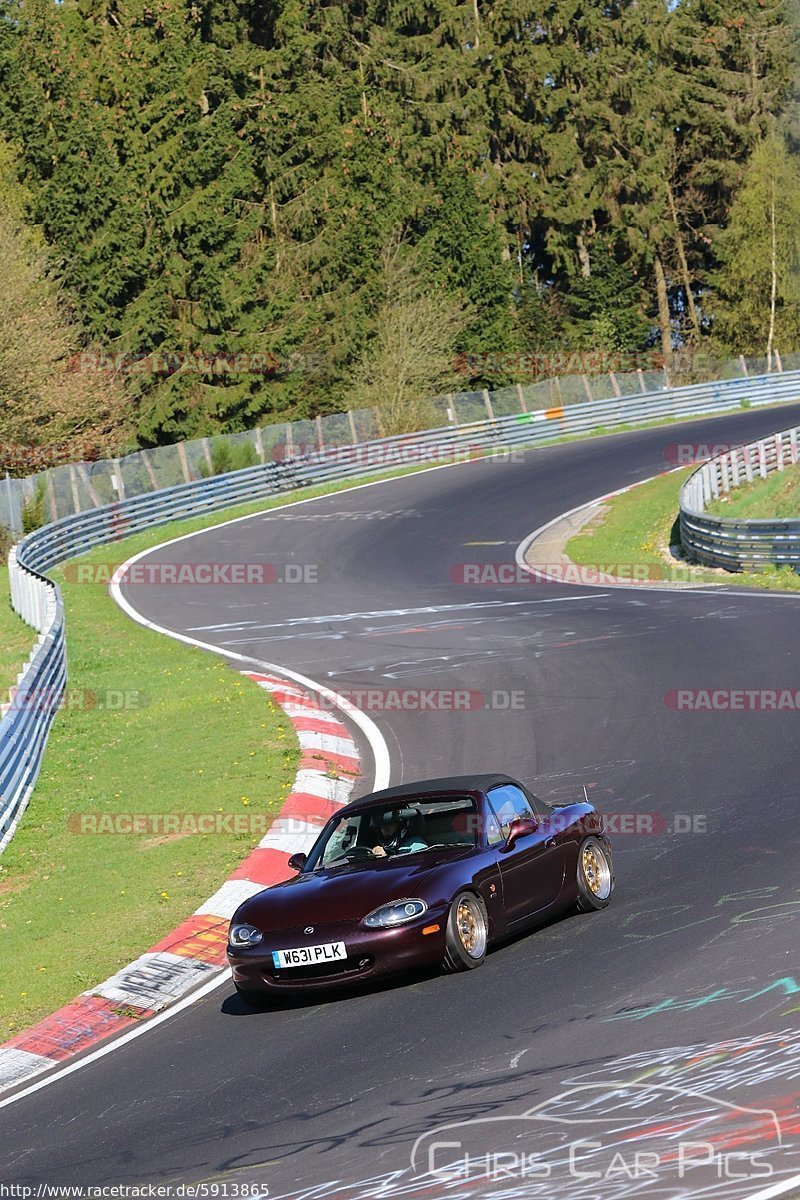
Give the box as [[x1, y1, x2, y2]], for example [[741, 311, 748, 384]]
[[702, 465, 712, 506], [720, 455, 730, 493], [177, 442, 192, 484], [112, 459, 125, 500], [4, 472, 16, 536], [68, 465, 81, 514], [45, 474, 57, 522], [758, 441, 767, 479], [77, 463, 102, 507], [709, 463, 719, 500], [776, 432, 784, 471], [141, 449, 158, 490]]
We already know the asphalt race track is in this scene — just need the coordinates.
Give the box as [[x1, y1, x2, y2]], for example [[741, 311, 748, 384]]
[[3, 405, 800, 1199]]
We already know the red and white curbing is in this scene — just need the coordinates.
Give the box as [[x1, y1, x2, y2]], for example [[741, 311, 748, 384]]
[[0, 671, 361, 1094]]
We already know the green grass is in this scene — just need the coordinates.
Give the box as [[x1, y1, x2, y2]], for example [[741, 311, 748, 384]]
[[565, 466, 717, 584], [0, 564, 35, 700], [706, 460, 800, 519], [565, 466, 800, 591], [0, 576, 301, 1034]]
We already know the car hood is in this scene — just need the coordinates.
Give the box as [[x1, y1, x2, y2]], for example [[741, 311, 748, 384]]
[[236, 849, 466, 928]]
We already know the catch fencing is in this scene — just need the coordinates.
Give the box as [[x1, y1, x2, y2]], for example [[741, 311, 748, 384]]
[[3, 351, 799, 535], [3, 367, 800, 850]]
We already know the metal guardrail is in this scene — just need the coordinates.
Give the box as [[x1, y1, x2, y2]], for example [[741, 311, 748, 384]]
[[0, 549, 65, 851], [3, 367, 800, 851], [5, 352, 799, 535], [679, 425, 800, 570]]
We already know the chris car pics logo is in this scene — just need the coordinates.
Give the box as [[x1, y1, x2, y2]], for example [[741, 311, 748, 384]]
[[410, 1081, 780, 1189]]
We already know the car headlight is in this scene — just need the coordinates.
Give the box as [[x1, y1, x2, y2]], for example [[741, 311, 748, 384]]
[[229, 923, 263, 947], [364, 898, 428, 928]]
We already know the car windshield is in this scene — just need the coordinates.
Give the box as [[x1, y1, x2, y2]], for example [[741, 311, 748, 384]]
[[308, 796, 479, 869]]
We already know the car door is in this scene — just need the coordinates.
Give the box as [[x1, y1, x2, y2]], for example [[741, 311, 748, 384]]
[[488, 784, 565, 922]]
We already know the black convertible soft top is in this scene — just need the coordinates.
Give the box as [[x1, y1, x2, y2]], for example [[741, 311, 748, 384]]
[[340, 773, 524, 816]]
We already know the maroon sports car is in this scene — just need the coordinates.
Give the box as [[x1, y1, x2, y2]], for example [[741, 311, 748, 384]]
[[227, 773, 614, 1002]]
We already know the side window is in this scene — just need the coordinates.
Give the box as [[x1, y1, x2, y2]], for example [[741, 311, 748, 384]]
[[485, 808, 504, 847], [487, 784, 534, 841]]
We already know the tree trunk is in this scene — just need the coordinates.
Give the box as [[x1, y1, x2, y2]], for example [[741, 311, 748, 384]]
[[767, 168, 777, 370], [654, 255, 673, 368], [472, 0, 480, 48], [576, 232, 591, 278], [666, 184, 701, 342]]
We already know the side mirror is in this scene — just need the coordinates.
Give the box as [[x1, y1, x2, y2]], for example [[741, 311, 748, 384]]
[[287, 852, 308, 872], [501, 816, 538, 852]]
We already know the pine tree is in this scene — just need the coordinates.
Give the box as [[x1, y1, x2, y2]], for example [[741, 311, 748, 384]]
[[0, 135, 130, 450], [416, 162, 516, 379], [562, 236, 650, 351]]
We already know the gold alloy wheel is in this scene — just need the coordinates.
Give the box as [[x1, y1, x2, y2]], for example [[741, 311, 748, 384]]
[[456, 897, 486, 957], [582, 843, 611, 899]]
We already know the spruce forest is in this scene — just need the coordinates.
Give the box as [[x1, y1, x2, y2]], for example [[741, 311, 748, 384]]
[[0, 0, 799, 452]]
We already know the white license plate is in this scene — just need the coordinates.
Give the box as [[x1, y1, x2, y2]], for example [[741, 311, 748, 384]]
[[272, 941, 347, 969]]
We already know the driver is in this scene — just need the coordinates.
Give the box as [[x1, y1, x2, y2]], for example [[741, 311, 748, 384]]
[[371, 811, 427, 857]]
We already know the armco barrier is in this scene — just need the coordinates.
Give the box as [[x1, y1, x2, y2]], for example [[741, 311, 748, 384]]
[[3, 368, 800, 851], [679, 425, 800, 570]]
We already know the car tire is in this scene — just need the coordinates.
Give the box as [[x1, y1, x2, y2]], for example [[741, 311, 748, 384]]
[[443, 891, 489, 972], [576, 836, 614, 912]]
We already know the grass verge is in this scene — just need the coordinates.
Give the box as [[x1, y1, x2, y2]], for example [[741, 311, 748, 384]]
[[565, 467, 800, 591]]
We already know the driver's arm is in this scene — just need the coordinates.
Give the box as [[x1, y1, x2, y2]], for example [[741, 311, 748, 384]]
[[396, 836, 428, 854]]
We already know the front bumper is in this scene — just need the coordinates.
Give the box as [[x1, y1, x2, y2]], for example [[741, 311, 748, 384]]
[[227, 912, 448, 993]]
